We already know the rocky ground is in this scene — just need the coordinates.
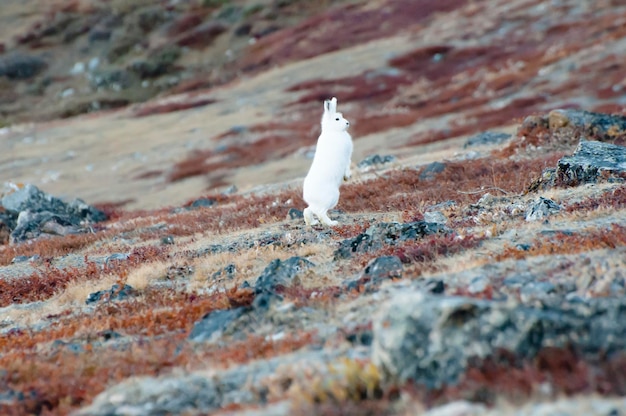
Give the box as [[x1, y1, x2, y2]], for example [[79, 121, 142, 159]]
[[1, 0, 626, 415]]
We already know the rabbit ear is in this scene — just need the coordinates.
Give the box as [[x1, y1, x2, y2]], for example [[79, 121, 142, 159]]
[[329, 97, 337, 114], [324, 97, 338, 114], [324, 99, 332, 114]]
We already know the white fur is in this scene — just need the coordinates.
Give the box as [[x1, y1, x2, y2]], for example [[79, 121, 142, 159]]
[[302, 97, 353, 227]]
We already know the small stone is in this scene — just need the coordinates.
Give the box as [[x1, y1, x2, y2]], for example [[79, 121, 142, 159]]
[[362, 256, 403, 281], [161, 236, 175, 245], [188, 307, 250, 342], [254, 257, 314, 294], [347, 256, 403, 292], [222, 185, 238, 195], [424, 279, 445, 294], [526, 197, 561, 221], [190, 198, 216, 209], [86, 284, 137, 305], [423, 401, 487, 416], [464, 131, 511, 148], [467, 276, 489, 294], [520, 281, 556, 302], [105, 252, 131, 267], [424, 211, 448, 225], [419, 161, 446, 180], [287, 208, 303, 220], [0, 53, 46, 79], [357, 154, 397, 169], [211, 264, 236, 280]]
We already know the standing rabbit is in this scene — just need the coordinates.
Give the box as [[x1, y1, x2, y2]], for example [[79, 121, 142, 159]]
[[303, 97, 353, 227]]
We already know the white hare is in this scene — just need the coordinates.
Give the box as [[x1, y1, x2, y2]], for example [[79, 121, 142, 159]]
[[302, 97, 353, 227]]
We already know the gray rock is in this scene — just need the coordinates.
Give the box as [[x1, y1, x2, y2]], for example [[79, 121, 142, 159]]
[[2, 184, 105, 222], [75, 349, 338, 416], [548, 109, 626, 143], [0, 53, 46, 79], [91, 69, 139, 90], [372, 291, 626, 388], [211, 264, 236, 280], [424, 210, 448, 225], [86, 284, 137, 305], [335, 221, 447, 259], [105, 252, 131, 267], [420, 161, 447, 180], [128, 45, 181, 78], [189, 198, 216, 209], [1, 184, 106, 243], [347, 256, 403, 291], [287, 208, 303, 220], [11, 211, 80, 243], [357, 154, 397, 169], [189, 307, 251, 342], [467, 276, 490, 294], [254, 256, 314, 294], [520, 281, 556, 302], [464, 131, 511, 148], [362, 256, 402, 281], [424, 401, 487, 416], [525, 197, 561, 221], [557, 140, 626, 185]]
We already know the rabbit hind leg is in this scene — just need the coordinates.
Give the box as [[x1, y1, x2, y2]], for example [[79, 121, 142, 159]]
[[303, 207, 319, 226]]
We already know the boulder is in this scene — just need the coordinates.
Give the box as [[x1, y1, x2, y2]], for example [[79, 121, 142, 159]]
[[1, 184, 107, 244], [0, 53, 46, 79], [254, 256, 314, 294], [335, 221, 447, 259], [525, 197, 561, 221], [372, 291, 626, 388], [557, 140, 626, 185]]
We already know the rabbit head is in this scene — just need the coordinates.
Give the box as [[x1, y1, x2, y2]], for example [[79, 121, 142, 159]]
[[321, 97, 350, 132]]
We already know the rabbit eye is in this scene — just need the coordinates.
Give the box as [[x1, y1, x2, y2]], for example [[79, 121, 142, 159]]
[[335, 117, 340, 121]]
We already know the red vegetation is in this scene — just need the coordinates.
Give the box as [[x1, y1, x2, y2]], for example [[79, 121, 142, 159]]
[[166, 119, 315, 183], [496, 224, 626, 262], [564, 185, 626, 213], [239, 0, 467, 73], [426, 348, 626, 406], [133, 98, 216, 118], [340, 153, 562, 214], [0, 232, 104, 266], [174, 21, 227, 49]]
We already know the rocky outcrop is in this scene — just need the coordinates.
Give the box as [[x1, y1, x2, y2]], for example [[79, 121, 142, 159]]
[[0, 53, 46, 79], [557, 140, 626, 185], [335, 221, 447, 259], [372, 291, 626, 388], [0, 183, 107, 244]]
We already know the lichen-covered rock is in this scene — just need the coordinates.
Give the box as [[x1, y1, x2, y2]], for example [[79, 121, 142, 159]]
[[557, 140, 626, 185], [548, 109, 626, 143], [419, 161, 446, 180], [335, 221, 447, 259], [254, 256, 314, 294], [75, 350, 338, 416], [372, 291, 626, 388], [525, 197, 561, 221], [357, 154, 397, 169], [0, 53, 46, 79], [0, 183, 107, 243], [86, 284, 137, 305], [189, 307, 251, 342], [464, 131, 511, 148], [346, 255, 403, 291]]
